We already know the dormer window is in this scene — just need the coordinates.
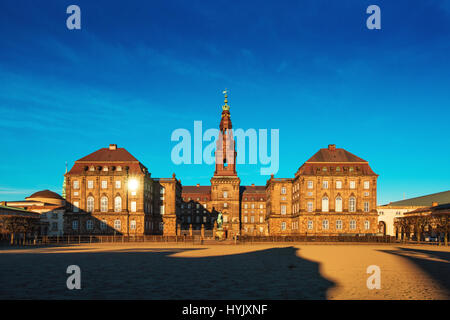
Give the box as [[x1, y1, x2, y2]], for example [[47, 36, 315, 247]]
[[336, 167, 341, 172], [322, 167, 327, 172], [116, 166, 122, 171], [89, 166, 95, 171], [349, 167, 354, 172], [103, 166, 108, 171]]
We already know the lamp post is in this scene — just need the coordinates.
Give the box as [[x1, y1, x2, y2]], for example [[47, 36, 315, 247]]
[[127, 176, 139, 238]]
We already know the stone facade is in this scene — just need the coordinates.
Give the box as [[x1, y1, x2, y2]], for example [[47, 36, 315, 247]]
[[178, 95, 379, 238], [62, 95, 379, 238], [63, 144, 181, 236]]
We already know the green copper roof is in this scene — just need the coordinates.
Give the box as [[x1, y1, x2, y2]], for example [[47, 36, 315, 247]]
[[382, 190, 450, 207]]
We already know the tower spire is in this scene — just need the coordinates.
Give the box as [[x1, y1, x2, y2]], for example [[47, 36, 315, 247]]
[[215, 90, 237, 176], [222, 89, 230, 111]]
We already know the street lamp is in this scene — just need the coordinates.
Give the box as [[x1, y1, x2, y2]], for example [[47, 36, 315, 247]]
[[126, 177, 139, 237], [128, 178, 139, 192]]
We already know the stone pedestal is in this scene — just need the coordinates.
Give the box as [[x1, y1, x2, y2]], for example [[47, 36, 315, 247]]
[[215, 229, 225, 240]]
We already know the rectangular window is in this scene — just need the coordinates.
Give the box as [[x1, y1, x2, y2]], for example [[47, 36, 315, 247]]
[[131, 201, 137, 212], [307, 202, 313, 212], [250, 216, 255, 223], [72, 220, 78, 230], [281, 187, 286, 194], [307, 220, 313, 230], [100, 220, 107, 230], [114, 220, 121, 230], [86, 220, 93, 231], [244, 216, 248, 223], [115, 181, 121, 189], [350, 220, 356, 230], [336, 220, 342, 230], [101, 180, 107, 189], [130, 220, 136, 230], [281, 205, 286, 215], [336, 181, 342, 189], [307, 181, 313, 189], [322, 220, 329, 230], [73, 201, 79, 212], [350, 181, 356, 189], [364, 202, 370, 212], [259, 216, 264, 223], [73, 180, 79, 189], [281, 222, 286, 230], [160, 205, 165, 215], [364, 181, 370, 189], [322, 181, 328, 189], [87, 180, 94, 189]]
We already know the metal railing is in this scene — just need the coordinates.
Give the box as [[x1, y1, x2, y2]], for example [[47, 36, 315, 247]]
[[2, 234, 447, 247]]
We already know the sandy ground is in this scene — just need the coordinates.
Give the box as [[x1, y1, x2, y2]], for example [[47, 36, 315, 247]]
[[0, 243, 448, 300]]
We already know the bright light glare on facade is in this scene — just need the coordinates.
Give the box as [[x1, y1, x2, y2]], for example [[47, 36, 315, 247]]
[[128, 179, 139, 191]]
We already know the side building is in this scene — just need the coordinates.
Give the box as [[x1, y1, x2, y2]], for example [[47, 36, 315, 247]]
[[0, 190, 65, 236], [377, 190, 450, 237]]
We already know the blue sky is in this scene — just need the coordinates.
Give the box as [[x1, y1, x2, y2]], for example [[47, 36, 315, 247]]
[[0, 0, 449, 205]]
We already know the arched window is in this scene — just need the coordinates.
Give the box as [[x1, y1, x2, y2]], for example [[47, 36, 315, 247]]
[[349, 197, 356, 212], [114, 196, 122, 212], [322, 196, 329, 212], [87, 196, 94, 213], [335, 196, 343, 212], [101, 196, 108, 212]]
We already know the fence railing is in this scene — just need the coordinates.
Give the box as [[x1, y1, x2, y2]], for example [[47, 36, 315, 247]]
[[1, 234, 447, 246]]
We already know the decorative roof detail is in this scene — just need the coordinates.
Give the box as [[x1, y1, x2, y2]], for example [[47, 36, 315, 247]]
[[27, 190, 63, 200]]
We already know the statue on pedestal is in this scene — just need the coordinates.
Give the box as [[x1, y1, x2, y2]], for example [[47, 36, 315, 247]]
[[217, 212, 223, 230]]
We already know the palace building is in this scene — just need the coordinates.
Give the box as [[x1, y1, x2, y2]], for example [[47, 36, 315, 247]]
[[63, 93, 379, 237], [63, 144, 181, 236]]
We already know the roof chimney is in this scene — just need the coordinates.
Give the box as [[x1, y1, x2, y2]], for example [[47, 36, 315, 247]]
[[432, 201, 438, 207], [109, 144, 117, 150], [328, 144, 336, 151], [196, 183, 200, 187], [251, 183, 255, 187]]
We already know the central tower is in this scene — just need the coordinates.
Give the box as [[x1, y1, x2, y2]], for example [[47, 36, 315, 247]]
[[210, 90, 241, 237]]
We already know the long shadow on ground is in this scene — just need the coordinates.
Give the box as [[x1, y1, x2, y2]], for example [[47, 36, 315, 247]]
[[0, 246, 334, 299], [378, 247, 450, 298]]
